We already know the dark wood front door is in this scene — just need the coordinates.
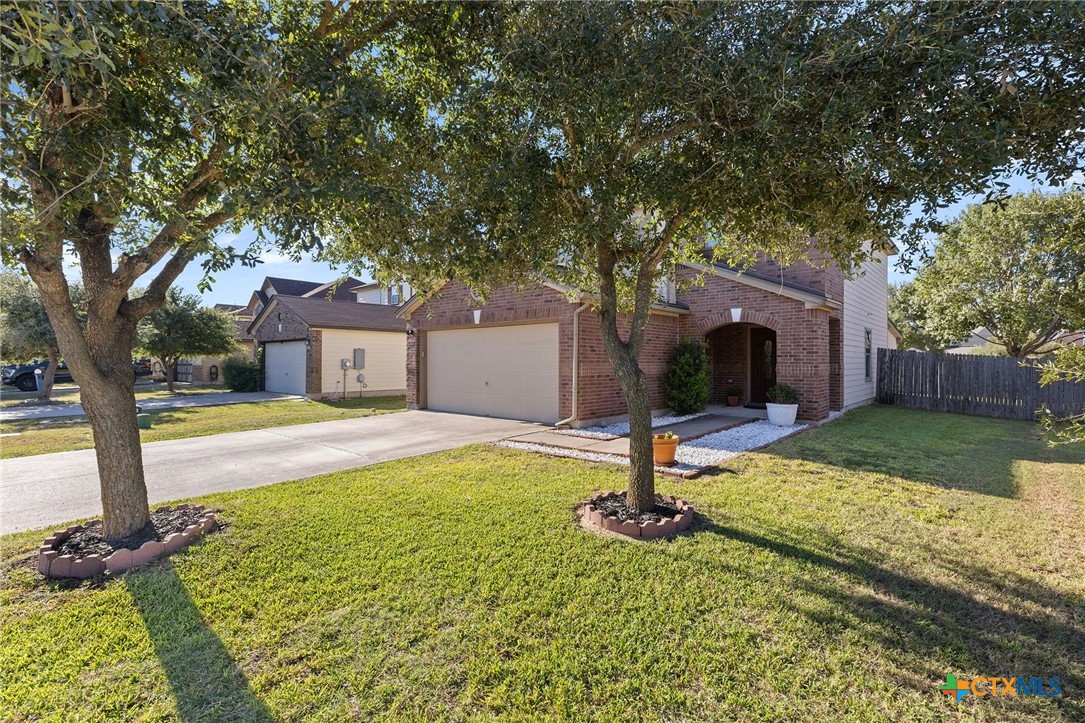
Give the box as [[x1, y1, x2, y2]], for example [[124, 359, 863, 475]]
[[749, 328, 777, 404]]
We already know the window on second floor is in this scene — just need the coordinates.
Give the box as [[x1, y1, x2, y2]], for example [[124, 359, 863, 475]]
[[388, 284, 402, 305]]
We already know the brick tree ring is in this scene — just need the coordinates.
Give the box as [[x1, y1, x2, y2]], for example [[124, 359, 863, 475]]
[[580, 491, 695, 540], [37, 505, 218, 579]]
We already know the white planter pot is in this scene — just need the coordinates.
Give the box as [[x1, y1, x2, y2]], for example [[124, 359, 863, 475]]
[[766, 403, 798, 426]]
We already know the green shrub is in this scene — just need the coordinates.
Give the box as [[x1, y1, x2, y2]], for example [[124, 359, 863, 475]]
[[766, 383, 799, 404], [663, 339, 710, 414], [223, 355, 261, 392]]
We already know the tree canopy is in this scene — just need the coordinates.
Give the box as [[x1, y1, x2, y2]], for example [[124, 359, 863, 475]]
[[909, 191, 1085, 357], [138, 289, 238, 393], [323, 2, 1085, 511], [887, 282, 942, 352], [0, 0, 490, 538]]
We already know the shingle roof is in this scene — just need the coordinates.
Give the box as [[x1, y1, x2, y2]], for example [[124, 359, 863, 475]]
[[271, 296, 405, 332], [235, 318, 255, 341], [214, 303, 245, 313], [300, 277, 365, 302], [264, 277, 324, 296]]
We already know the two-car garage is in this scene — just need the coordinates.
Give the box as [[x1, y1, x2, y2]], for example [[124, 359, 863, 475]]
[[424, 323, 559, 424]]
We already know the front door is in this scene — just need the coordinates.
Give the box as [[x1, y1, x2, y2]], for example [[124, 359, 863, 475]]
[[749, 327, 777, 405]]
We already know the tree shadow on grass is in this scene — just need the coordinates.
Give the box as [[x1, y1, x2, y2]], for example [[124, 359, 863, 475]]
[[694, 515, 1085, 717], [124, 562, 274, 723]]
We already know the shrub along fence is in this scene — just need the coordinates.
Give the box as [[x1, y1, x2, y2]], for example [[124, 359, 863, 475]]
[[876, 348, 1085, 421]]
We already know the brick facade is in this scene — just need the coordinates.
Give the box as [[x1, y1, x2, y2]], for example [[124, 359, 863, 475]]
[[250, 303, 310, 343], [404, 262, 847, 424], [404, 281, 680, 423], [306, 330, 322, 395], [677, 266, 835, 421], [749, 245, 845, 302]]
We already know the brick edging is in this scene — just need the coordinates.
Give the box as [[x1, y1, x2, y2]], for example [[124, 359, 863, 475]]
[[581, 491, 695, 540], [37, 505, 218, 579]]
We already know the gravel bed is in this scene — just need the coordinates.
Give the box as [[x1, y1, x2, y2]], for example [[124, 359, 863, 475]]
[[676, 420, 808, 466], [500, 419, 807, 471], [557, 412, 710, 440]]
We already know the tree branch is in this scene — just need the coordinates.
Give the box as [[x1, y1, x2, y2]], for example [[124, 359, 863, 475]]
[[119, 209, 234, 323], [617, 121, 697, 169], [627, 210, 684, 355]]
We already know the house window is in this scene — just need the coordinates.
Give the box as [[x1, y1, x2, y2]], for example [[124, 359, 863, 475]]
[[864, 328, 872, 381], [388, 285, 402, 305]]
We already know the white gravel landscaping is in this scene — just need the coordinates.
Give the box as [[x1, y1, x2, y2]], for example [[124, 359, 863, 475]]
[[500, 419, 808, 472], [556, 412, 710, 440], [675, 420, 807, 466]]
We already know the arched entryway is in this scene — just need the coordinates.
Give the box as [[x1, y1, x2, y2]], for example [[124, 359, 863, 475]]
[[704, 322, 778, 408]]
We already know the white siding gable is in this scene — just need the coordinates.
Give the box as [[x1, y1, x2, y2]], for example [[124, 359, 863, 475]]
[[842, 248, 891, 409]]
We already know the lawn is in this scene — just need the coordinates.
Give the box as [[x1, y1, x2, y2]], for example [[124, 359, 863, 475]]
[[0, 396, 406, 458], [1, 406, 1082, 721]]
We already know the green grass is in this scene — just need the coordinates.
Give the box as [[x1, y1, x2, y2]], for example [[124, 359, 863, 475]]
[[0, 396, 406, 458], [1, 406, 1082, 721]]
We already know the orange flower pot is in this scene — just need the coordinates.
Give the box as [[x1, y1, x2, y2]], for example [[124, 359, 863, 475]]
[[652, 434, 680, 466]]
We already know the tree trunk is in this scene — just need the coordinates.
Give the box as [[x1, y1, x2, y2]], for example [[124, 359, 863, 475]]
[[38, 347, 59, 400], [601, 336, 656, 513], [79, 355, 151, 540], [164, 357, 176, 393]]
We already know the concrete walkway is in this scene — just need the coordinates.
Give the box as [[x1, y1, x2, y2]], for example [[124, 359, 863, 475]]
[[508, 414, 752, 456], [0, 411, 540, 533], [0, 391, 305, 421]]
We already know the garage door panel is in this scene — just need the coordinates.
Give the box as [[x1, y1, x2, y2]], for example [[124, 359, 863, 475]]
[[265, 341, 307, 395], [427, 324, 558, 423]]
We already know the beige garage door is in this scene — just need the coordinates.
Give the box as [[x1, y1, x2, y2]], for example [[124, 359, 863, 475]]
[[426, 324, 559, 423]]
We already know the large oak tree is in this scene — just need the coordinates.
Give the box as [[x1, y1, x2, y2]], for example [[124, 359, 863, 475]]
[[908, 190, 1085, 357], [0, 0, 486, 539], [326, 2, 1085, 513]]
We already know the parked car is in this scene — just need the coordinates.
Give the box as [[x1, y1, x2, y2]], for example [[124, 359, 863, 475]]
[[132, 358, 153, 376], [1, 361, 74, 392]]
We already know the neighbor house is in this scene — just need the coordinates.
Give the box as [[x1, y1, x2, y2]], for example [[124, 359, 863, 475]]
[[246, 276, 407, 398], [397, 245, 896, 425]]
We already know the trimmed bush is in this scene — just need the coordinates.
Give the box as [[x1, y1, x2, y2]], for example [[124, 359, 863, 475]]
[[663, 339, 710, 414], [766, 383, 799, 405], [223, 355, 261, 392]]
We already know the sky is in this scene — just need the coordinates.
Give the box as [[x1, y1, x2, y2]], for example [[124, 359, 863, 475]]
[[48, 171, 1083, 306]]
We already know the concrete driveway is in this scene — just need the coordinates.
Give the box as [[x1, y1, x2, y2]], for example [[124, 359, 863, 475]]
[[0, 390, 304, 421], [0, 411, 541, 534]]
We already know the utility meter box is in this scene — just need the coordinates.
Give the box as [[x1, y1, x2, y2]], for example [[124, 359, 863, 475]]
[[341, 358, 353, 370], [353, 348, 365, 369]]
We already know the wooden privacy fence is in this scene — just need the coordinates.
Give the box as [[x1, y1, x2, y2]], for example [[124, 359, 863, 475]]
[[876, 348, 1085, 421]]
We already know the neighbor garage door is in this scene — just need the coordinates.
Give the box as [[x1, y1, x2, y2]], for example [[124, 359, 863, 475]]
[[264, 340, 307, 395], [426, 324, 559, 423]]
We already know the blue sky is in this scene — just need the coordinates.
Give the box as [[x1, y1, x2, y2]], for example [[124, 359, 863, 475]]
[[54, 172, 1082, 306]]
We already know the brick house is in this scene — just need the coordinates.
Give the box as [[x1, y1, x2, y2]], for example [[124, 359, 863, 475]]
[[396, 246, 895, 425], [245, 276, 408, 398]]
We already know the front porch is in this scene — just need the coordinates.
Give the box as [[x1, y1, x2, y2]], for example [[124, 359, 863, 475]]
[[699, 315, 842, 422]]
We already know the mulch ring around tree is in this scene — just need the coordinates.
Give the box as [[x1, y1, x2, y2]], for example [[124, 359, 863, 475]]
[[580, 491, 695, 540], [38, 504, 218, 580]]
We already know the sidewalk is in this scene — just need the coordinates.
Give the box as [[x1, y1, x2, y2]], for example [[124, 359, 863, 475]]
[[505, 413, 753, 456], [0, 391, 304, 421]]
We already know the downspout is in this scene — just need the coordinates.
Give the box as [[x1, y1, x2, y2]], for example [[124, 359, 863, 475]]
[[555, 301, 590, 427]]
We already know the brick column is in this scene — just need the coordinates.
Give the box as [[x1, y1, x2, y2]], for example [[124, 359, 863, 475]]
[[306, 331, 322, 396], [776, 308, 830, 421], [828, 316, 843, 412]]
